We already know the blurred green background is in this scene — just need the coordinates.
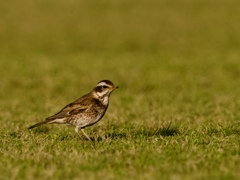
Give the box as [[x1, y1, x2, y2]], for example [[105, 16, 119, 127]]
[[1, 0, 239, 55], [1, 0, 240, 179], [1, 0, 239, 97]]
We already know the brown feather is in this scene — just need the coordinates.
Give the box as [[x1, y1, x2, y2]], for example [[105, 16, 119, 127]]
[[28, 119, 53, 129]]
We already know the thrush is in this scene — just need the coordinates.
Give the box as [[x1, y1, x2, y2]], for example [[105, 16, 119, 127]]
[[28, 80, 118, 141]]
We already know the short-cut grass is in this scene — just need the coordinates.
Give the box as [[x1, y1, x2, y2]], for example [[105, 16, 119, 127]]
[[1, 0, 240, 179]]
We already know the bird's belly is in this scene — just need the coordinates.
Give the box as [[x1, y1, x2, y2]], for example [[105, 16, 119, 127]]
[[68, 113, 103, 128]]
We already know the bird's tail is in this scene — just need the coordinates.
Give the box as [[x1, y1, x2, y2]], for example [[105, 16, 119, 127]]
[[28, 119, 53, 129]]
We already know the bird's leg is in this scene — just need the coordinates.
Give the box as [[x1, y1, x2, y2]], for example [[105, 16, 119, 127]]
[[81, 128, 92, 141], [75, 126, 83, 141]]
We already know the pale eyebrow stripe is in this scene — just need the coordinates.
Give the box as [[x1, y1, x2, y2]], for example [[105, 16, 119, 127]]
[[97, 82, 110, 87]]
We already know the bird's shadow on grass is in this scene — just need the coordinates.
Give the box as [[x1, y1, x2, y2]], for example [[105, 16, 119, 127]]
[[95, 124, 180, 142]]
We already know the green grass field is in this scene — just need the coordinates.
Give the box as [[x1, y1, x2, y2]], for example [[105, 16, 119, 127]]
[[1, 0, 240, 179]]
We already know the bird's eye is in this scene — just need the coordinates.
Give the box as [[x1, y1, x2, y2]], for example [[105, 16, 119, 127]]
[[102, 85, 108, 89]]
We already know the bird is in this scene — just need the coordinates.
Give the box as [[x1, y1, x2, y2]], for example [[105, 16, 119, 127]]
[[28, 80, 118, 141]]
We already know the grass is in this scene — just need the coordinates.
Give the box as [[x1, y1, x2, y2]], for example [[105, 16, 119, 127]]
[[1, 0, 240, 179]]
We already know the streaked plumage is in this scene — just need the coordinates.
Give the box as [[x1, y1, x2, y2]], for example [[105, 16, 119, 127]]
[[28, 80, 118, 141]]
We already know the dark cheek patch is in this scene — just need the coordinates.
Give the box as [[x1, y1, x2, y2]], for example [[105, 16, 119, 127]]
[[95, 86, 102, 93]]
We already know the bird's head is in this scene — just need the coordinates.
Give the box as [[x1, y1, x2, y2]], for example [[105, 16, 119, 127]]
[[93, 80, 118, 100]]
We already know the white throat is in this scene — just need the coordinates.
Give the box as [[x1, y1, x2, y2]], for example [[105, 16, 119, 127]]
[[95, 92, 109, 106], [102, 96, 109, 106]]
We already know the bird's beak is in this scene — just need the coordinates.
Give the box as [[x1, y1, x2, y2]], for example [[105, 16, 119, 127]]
[[114, 86, 119, 90]]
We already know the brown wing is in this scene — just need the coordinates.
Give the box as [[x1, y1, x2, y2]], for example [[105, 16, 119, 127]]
[[45, 92, 96, 121], [46, 98, 91, 121]]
